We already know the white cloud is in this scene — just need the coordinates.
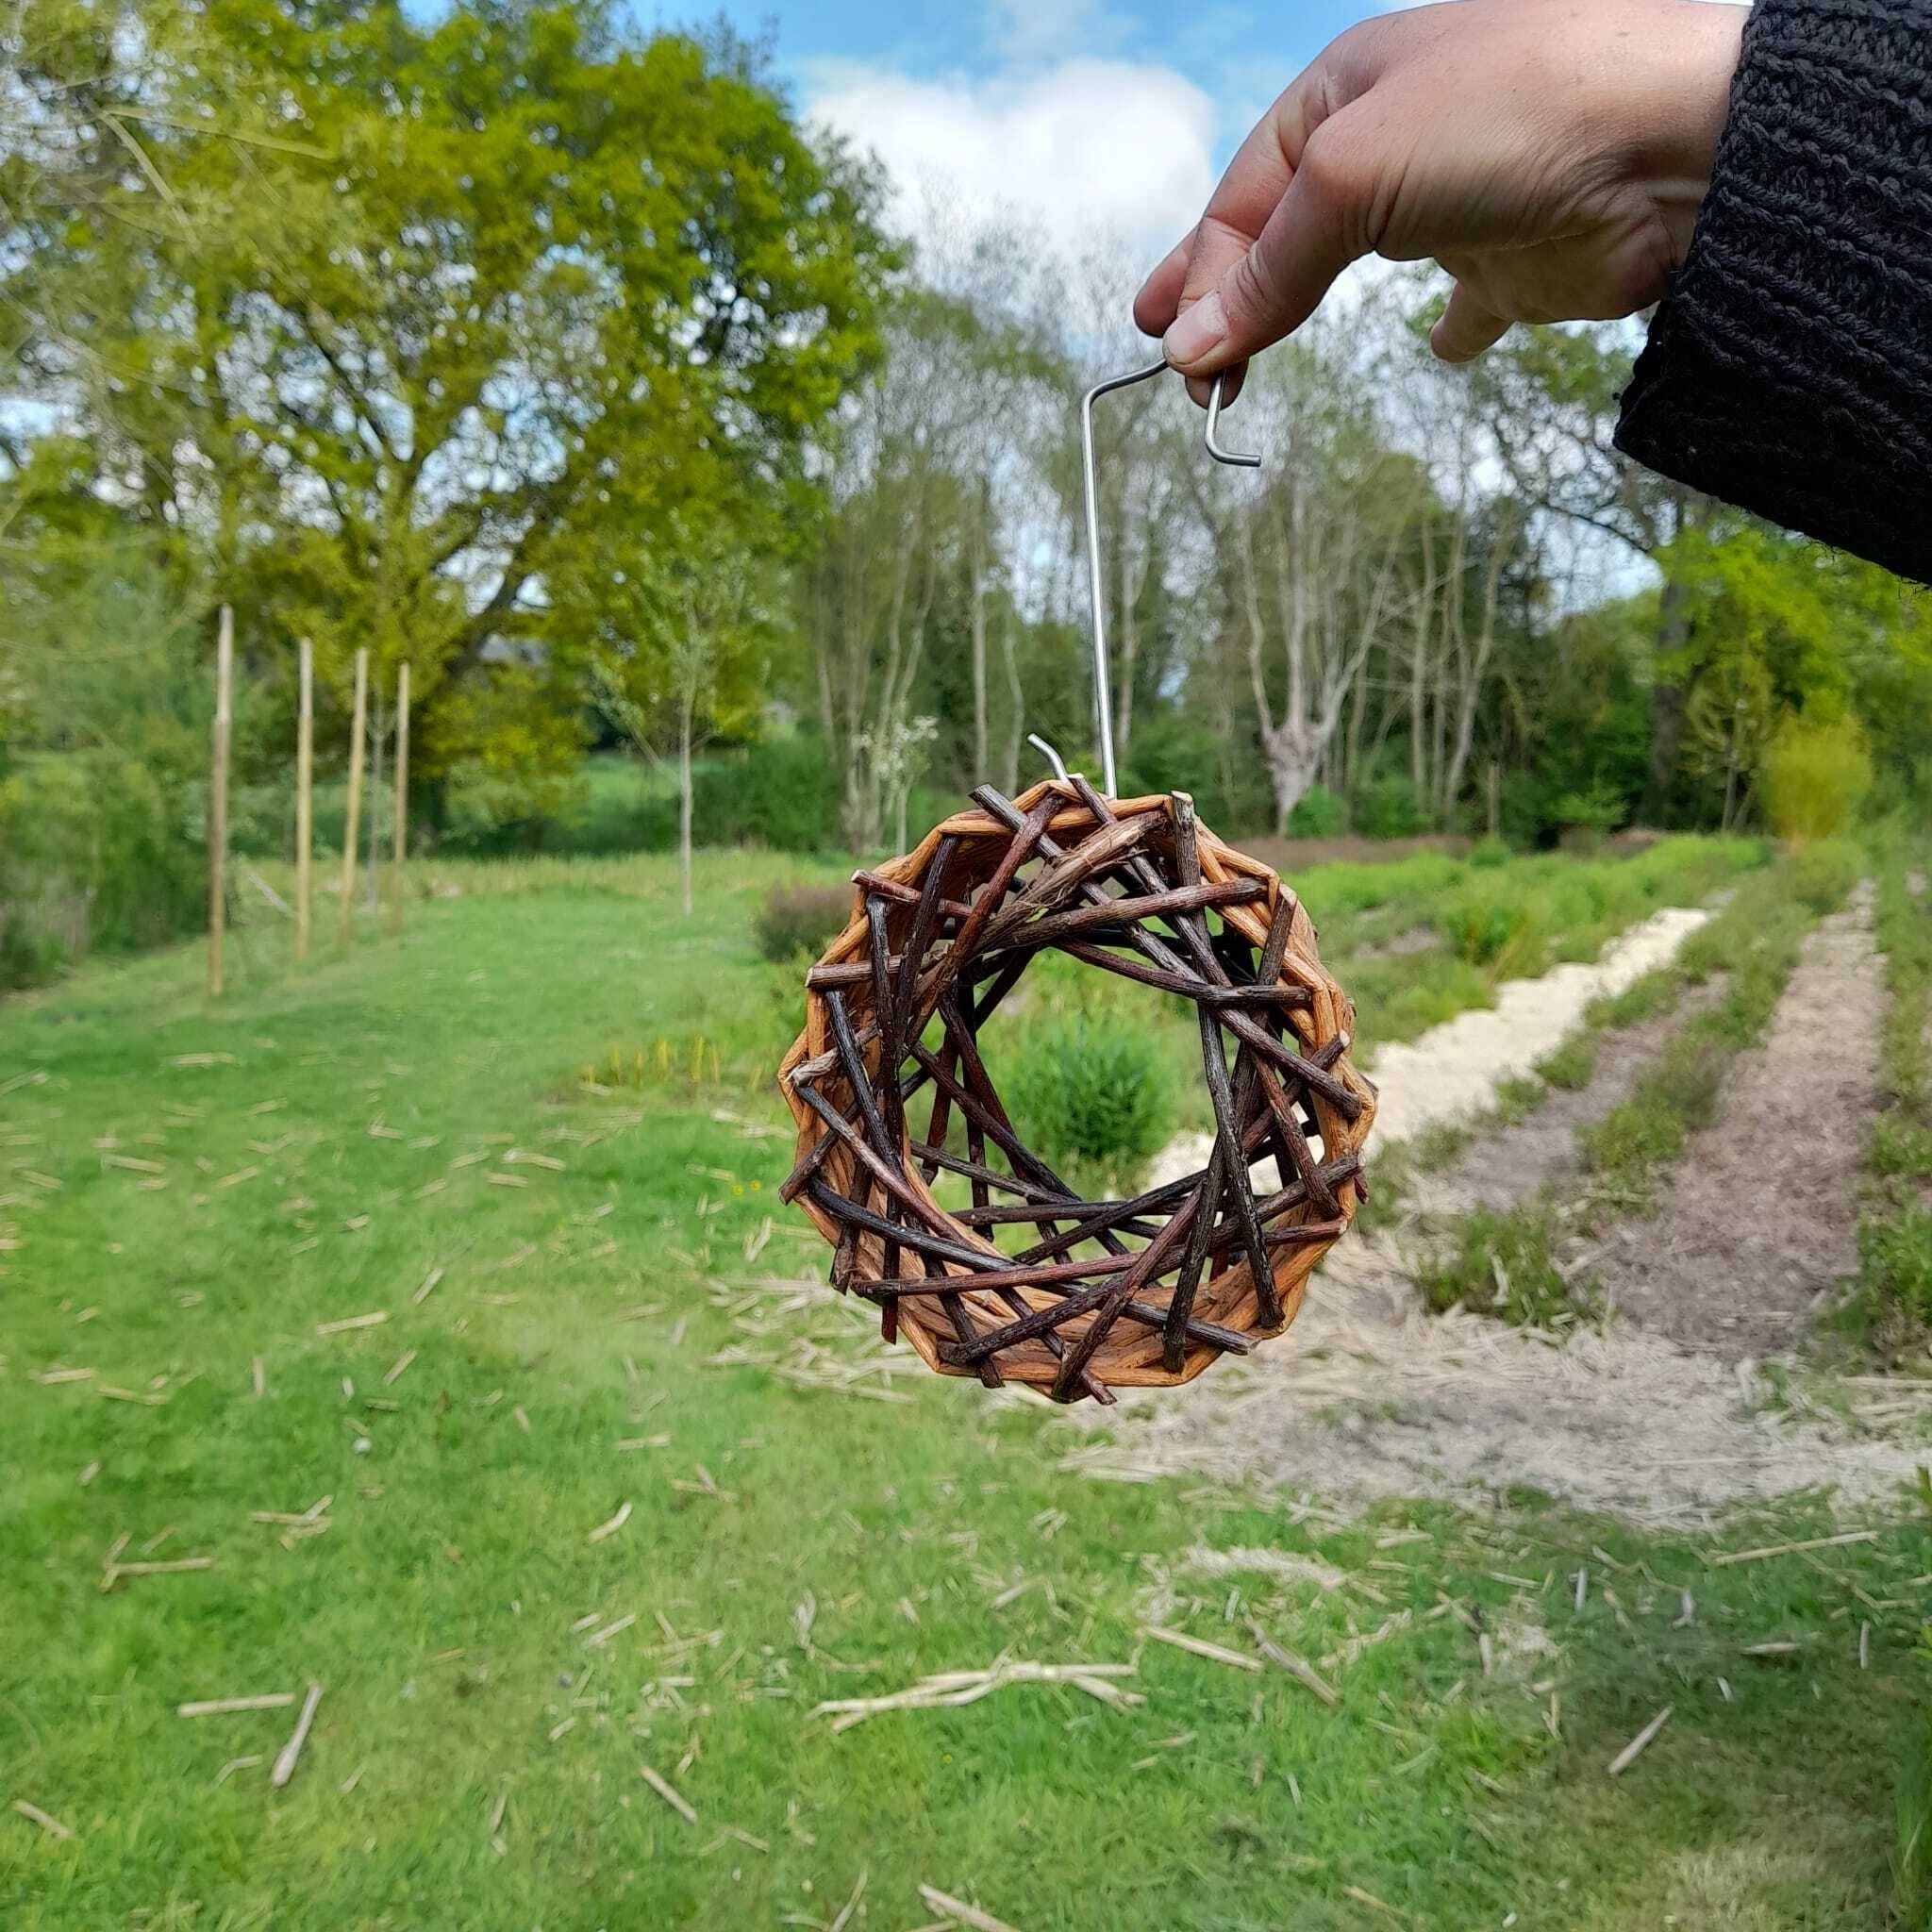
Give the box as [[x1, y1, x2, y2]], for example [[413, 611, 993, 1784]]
[[804, 57, 1219, 265], [987, 0, 1116, 63]]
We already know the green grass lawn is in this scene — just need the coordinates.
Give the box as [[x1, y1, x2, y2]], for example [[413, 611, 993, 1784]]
[[4, 847, 1924, 1929]]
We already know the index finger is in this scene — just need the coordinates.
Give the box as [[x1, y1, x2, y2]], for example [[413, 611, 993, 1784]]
[[1150, 21, 1394, 372]]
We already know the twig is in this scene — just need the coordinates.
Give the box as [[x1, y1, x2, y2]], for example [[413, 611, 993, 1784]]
[[588, 1501, 632, 1544], [1341, 1886, 1405, 1921], [315, 1310, 387, 1336], [639, 1764, 696, 1824], [11, 1799, 73, 1840], [917, 1886, 1021, 1932], [102, 1557, 214, 1591], [1243, 1621, 1339, 1706], [1607, 1706, 1671, 1775], [828, 1868, 867, 1932], [812, 1661, 1138, 1733], [1707, 1531, 1877, 1568], [178, 1693, 296, 1718], [243, 866, 291, 915], [1141, 1625, 1261, 1672], [270, 1682, 324, 1789]]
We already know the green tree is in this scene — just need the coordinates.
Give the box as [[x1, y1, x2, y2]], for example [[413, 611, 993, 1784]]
[[591, 512, 771, 910], [6, 0, 891, 814]]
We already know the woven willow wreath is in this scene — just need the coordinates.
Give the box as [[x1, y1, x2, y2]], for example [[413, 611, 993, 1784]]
[[777, 777, 1375, 1404]]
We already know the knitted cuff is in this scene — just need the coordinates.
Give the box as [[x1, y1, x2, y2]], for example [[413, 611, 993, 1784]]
[[1615, 0, 1932, 584]]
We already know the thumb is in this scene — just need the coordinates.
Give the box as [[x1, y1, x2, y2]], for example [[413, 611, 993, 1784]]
[[1430, 281, 1512, 363], [1162, 123, 1371, 376]]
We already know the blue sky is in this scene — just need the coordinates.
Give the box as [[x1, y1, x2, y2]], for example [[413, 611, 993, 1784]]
[[638, 0, 1363, 111], [625, 0, 1384, 263]]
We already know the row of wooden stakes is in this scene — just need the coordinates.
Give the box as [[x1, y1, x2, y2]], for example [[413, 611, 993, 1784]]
[[206, 605, 412, 997]]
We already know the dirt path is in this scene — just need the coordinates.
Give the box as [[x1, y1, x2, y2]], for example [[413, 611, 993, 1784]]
[[1058, 1230, 1928, 1527], [1077, 888, 1915, 1527], [1592, 884, 1886, 1357], [1149, 905, 1710, 1190], [1412, 975, 1726, 1220]]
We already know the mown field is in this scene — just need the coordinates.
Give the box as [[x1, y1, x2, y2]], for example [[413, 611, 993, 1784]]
[[4, 840, 1927, 1930]]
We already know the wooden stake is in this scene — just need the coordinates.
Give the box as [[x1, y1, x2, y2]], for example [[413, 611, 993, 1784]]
[[294, 636, 313, 960], [339, 646, 367, 941], [208, 605, 233, 997], [365, 691, 384, 912], [388, 661, 409, 935]]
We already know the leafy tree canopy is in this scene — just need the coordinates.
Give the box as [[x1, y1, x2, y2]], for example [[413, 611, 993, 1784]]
[[5, 0, 894, 786]]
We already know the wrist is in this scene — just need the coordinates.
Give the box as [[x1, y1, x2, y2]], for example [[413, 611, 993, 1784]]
[[1623, 3, 1747, 241]]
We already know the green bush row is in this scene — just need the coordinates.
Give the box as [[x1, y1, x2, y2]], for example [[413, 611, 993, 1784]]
[[0, 755, 207, 991]]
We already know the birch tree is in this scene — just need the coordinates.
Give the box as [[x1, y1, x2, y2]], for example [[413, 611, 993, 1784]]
[[1216, 339, 1422, 830]]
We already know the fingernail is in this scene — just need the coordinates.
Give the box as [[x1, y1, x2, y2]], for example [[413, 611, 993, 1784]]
[[1163, 291, 1226, 368]]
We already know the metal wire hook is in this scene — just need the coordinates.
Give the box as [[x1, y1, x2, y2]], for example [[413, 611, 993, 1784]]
[[1026, 732, 1070, 782], [1079, 364, 1259, 797]]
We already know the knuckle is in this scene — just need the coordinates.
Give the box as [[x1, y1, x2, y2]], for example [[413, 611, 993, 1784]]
[[1295, 125, 1368, 217], [1224, 246, 1286, 337]]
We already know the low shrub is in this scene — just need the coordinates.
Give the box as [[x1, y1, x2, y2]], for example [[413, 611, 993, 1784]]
[[1788, 836, 1862, 914], [0, 754, 205, 990], [1286, 785, 1347, 839], [1354, 774, 1427, 840], [1003, 1014, 1169, 1184], [694, 734, 841, 853], [754, 883, 852, 963], [1762, 711, 1872, 844], [1468, 834, 1512, 869], [1442, 897, 1527, 968]]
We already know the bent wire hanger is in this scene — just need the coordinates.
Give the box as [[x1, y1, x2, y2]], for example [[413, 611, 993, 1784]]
[[1079, 365, 1259, 797]]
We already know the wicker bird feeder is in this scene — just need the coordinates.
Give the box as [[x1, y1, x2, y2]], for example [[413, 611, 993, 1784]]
[[777, 774, 1375, 1404]]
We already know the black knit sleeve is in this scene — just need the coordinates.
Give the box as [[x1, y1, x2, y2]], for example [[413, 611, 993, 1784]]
[[1613, 0, 1932, 584]]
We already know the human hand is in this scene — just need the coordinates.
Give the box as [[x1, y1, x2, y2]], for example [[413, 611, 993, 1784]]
[[1135, 0, 1745, 391]]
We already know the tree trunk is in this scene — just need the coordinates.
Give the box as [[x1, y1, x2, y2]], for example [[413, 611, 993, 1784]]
[[968, 515, 989, 779], [1261, 723, 1321, 835], [997, 605, 1024, 795], [1116, 521, 1139, 757], [1641, 569, 1694, 823], [678, 688, 694, 918]]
